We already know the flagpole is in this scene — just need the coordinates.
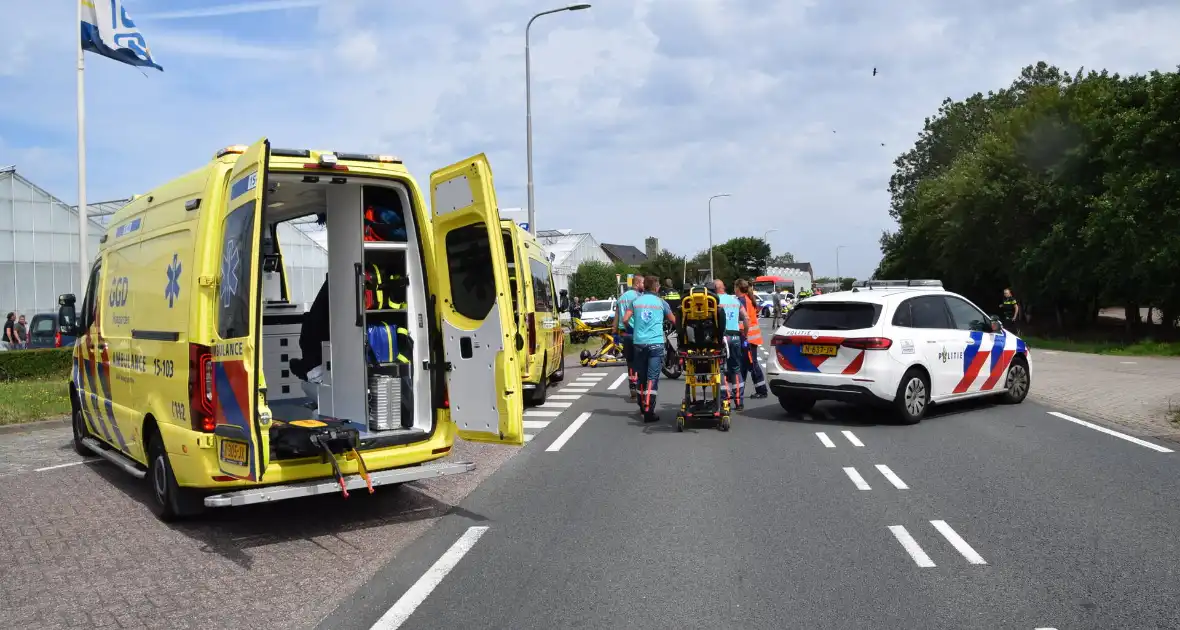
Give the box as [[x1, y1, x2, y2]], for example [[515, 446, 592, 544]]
[[76, 0, 89, 294]]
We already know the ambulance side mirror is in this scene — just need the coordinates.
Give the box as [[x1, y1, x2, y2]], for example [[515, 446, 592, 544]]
[[57, 294, 79, 336], [558, 292, 569, 313]]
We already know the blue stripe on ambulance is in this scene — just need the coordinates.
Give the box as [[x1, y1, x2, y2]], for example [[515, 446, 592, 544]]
[[95, 357, 129, 452], [81, 356, 114, 443], [214, 362, 257, 480]]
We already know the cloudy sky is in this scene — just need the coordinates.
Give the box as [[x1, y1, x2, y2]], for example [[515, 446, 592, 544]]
[[3, 0, 1179, 279]]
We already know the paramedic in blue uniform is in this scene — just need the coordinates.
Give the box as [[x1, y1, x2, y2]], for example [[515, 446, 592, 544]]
[[713, 279, 749, 411], [616, 275, 645, 400], [624, 275, 676, 423]]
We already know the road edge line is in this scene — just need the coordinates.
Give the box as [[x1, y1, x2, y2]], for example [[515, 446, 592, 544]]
[[369, 525, 490, 630], [1047, 411, 1174, 453]]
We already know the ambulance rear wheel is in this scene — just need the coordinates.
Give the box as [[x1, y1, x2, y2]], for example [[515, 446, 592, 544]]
[[71, 393, 94, 458], [147, 435, 203, 522]]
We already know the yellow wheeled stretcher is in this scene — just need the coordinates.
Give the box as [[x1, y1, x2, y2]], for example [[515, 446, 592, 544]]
[[675, 287, 732, 432], [576, 317, 627, 368]]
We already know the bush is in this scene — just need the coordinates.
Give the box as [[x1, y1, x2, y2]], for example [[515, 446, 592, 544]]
[[0, 347, 73, 380]]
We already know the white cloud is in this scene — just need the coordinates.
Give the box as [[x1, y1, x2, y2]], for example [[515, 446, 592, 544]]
[[138, 0, 326, 20], [2, 0, 1180, 279]]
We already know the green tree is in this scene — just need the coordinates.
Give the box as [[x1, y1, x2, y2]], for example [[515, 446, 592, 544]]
[[638, 249, 688, 285], [878, 61, 1180, 333], [767, 252, 796, 267], [714, 236, 771, 282], [570, 261, 619, 300], [685, 249, 734, 286]]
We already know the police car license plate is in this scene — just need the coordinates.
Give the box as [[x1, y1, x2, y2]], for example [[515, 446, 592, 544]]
[[801, 344, 838, 357], [220, 440, 248, 466]]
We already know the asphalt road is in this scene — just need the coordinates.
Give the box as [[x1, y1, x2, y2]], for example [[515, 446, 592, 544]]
[[320, 364, 1180, 630]]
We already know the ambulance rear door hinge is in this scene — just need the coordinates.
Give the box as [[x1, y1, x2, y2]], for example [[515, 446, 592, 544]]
[[198, 275, 217, 287]]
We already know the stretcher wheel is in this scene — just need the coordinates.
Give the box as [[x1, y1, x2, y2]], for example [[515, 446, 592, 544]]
[[589, 359, 598, 367], [676, 415, 685, 432], [719, 415, 731, 432]]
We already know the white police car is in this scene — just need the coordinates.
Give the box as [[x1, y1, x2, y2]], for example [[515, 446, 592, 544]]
[[578, 299, 617, 326], [766, 280, 1031, 423]]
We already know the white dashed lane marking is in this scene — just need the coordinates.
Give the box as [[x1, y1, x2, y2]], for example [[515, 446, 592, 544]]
[[841, 465, 910, 491], [888, 521, 987, 568], [841, 430, 864, 447], [520, 369, 620, 443], [816, 432, 837, 448]]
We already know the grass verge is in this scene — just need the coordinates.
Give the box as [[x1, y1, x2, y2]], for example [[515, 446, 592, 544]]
[[0, 378, 71, 426], [1024, 337, 1180, 357]]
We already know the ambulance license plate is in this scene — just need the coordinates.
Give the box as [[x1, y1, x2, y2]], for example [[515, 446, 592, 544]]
[[801, 344, 838, 357], [220, 440, 248, 466]]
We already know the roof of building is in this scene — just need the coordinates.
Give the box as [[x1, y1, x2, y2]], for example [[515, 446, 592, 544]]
[[0, 167, 107, 233], [600, 243, 648, 266], [538, 230, 594, 267]]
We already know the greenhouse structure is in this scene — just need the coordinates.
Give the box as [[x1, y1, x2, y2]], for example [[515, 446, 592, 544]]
[[0, 166, 328, 320]]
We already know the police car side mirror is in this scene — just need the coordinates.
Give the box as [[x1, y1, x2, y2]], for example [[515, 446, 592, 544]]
[[988, 316, 1003, 333]]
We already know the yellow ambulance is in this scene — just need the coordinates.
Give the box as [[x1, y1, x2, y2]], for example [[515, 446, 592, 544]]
[[500, 221, 566, 405], [58, 139, 524, 521]]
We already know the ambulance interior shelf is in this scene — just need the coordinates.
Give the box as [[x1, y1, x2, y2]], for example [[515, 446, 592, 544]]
[[259, 179, 426, 449]]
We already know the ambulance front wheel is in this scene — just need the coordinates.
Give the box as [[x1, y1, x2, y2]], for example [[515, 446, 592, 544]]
[[147, 434, 204, 522], [70, 391, 94, 458]]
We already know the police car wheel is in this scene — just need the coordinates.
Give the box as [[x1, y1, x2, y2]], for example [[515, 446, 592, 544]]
[[1000, 357, 1030, 404], [148, 435, 202, 521], [71, 394, 94, 458], [894, 369, 929, 425]]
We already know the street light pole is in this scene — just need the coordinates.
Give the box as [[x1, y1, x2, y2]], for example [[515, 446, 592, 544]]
[[526, 3, 591, 235], [708, 193, 730, 282], [835, 245, 848, 291]]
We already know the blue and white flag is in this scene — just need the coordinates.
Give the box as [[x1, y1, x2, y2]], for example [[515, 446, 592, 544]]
[[80, 0, 163, 71]]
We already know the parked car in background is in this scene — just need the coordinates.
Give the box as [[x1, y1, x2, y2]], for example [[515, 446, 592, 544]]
[[27, 313, 75, 349], [578, 299, 617, 326]]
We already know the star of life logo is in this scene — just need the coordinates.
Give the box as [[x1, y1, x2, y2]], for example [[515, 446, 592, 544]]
[[221, 239, 241, 308]]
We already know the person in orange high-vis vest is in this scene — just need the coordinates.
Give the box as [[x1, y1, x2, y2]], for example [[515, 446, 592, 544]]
[[735, 280, 769, 398]]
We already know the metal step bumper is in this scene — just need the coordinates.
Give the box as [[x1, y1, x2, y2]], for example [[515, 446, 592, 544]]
[[203, 460, 475, 508]]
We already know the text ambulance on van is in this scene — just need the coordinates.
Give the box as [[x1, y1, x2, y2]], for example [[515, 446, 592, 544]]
[[58, 139, 524, 521]]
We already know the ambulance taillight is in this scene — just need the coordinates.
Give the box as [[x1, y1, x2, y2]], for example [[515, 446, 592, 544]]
[[188, 343, 216, 432]]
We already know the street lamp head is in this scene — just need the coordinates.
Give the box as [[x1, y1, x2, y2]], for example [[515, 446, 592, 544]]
[[567, 3, 592, 10]]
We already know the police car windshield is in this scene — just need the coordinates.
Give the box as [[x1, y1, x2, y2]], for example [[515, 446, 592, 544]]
[[785, 302, 882, 330], [582, 301, 612, 312]]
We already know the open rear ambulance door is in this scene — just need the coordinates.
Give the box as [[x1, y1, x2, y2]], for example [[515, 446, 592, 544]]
[[429, 154, 525, 445], [211, 138, 271, 480]]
